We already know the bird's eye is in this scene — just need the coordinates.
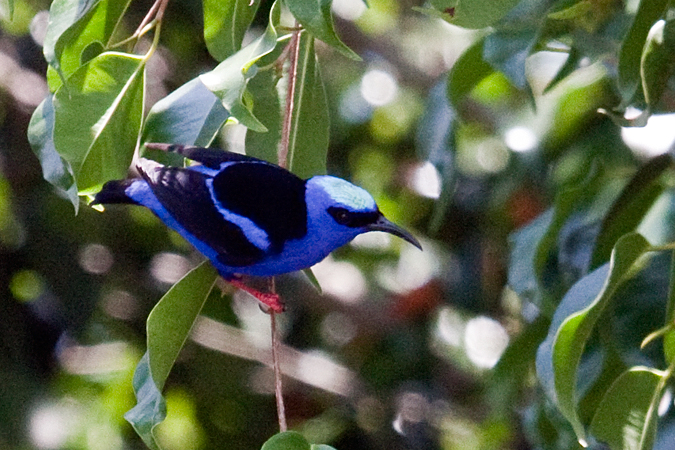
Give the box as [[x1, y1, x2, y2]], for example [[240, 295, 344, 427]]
[[328, 207, 351, 225]]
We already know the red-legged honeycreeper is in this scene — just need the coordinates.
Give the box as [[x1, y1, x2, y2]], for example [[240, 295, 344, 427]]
[[92, 144, 422, 312]]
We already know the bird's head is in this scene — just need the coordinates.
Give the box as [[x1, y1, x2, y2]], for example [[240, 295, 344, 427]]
[[306, 176, 422, 250]]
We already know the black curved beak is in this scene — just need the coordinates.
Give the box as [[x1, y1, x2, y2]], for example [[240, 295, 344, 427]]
[[368, 215, 422, 250]]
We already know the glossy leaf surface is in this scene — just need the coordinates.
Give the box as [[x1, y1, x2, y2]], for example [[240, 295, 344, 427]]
[[285, 0, 359, 60], [203, 0, 261, 61], [537, 233, 652, 444], [27, 95, 80, 211], [52, 52, 144, 194], [200, 2, 280, 132], [125, 262, 218, 449], [285, 32, 329, 179], [589, 367, 662, 450]]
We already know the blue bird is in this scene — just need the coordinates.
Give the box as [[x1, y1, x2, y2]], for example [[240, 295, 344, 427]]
[[92, 144, 421, 312]]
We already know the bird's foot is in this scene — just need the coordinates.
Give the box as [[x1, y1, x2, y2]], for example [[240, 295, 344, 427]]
[[226, 277, 285, 313]]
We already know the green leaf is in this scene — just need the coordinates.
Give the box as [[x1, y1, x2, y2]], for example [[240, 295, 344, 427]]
[[543, 46, 582, 93], [285, 0, 359, 60], [589, 367, 662, 450], [6, 0, 13, 20], [203, 0, 261, 61], [508, 165, 603, 312], [591, 154, 673, 269], [52, 51, 145, 194], [44, 0, 132, 90], [311, 445, 338, 450], [617, 0, 668, 105], [200, 1, 280, 132], [302, 268, 322, 293], [261, 431, 311, 450], [245, 45, 284, 164], [537, 233, 652, 445], [483, 29, 535, 90], [43, 0, 99, 68], [141, 77, 230, 165], [640, 19, 675, 111], [125, 261, 218, 449], [508, 209, 554, 308], [417, 0, 521, 29], [27, 95, 80, 212], [664, 251, 675, 364], [285, 32, 328, 179], [446, 38, 494, 109]]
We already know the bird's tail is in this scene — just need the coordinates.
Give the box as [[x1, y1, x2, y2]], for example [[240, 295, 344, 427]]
[[91, 179, 139, 205]]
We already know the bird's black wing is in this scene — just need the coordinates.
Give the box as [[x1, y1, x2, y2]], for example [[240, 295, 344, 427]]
[[145, 143, 265, 169], [138, 159, 265, 267], [211, 162, 308, 253]]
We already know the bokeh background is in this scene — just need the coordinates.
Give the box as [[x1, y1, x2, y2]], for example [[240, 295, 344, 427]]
[[2, 0, 674, 448]]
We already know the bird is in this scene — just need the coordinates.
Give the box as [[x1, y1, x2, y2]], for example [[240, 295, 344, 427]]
[[92, 143, 422, 312]]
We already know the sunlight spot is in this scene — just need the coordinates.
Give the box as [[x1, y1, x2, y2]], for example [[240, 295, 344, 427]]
[[332, 0, 366, 21], [79, 243, 114, 275], [312, 256, 367, 303], [150, 252, 192, 284], [30, 401, 81, 449], [463, 316, 509, 369], [361, 69, 398, 106], [409, 161, 442, 199], [622, 113, 675, 158], [504, 126, 538, 153]]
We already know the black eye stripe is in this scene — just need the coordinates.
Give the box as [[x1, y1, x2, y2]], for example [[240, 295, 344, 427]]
[[328, 206, 380, 228]]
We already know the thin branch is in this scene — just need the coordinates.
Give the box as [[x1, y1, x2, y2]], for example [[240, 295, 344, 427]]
[[278, 25, 302, 170], [270, 307, 288, 432], [269, 23, 303, 433]]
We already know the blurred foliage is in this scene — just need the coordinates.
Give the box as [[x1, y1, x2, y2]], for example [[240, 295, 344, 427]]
[[3, 0, 675, 449]]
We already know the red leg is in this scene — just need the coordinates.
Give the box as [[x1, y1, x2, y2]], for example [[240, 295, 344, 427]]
[[226, 277, 285, 313]]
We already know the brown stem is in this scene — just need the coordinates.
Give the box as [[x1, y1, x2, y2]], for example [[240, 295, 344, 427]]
[[277, 25, 302, 170], [270, 306, 287, 431], [269, 22, 304, 435]]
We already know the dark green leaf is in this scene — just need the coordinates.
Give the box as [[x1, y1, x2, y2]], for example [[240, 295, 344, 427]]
[[537, 233, 652, 444], [125, 261, 218, 449], [245, 46, 284, 164], [285, 32, 328, 179], [543, 46, 582, 94], [27, 95, 80, 212], [483, 29, 535, 90], [508, 209, 554, 308], [261, 431, 311, 450], [664, 251, 675, 363], [200, 1, 280, 132], [53, 52, 145, 194], [285, 0, 359, 60], [591, 154, 673, 268], [141, 77, 230, 165], [447, 38, 494, 109], [311, 445, 338, 450], [640, 19, 675, 111], [508, 165, 603, 312], [203, 0, 261, 61], [589, 367, 662, 450], [416, 0, 521, 29], [617, 0, 668, 104]]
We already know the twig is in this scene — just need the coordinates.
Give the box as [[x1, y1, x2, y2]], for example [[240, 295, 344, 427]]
[[278, 24, 302, 169], [270, 306, 288, 431], [269, 23, 303, 433]]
